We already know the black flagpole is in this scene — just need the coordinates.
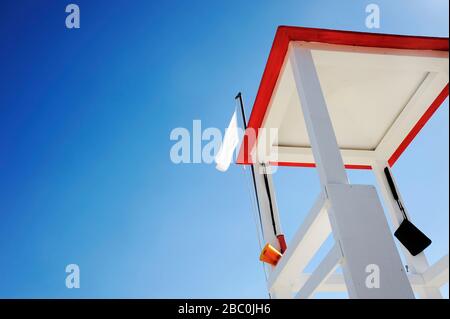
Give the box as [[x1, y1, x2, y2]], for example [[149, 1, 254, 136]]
[[235, 92, 280, 241], [235, 92, 287, 254], [235, 92, 266, 240]]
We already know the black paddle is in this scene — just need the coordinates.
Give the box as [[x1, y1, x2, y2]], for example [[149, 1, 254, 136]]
[[384, 167, 431, 256]]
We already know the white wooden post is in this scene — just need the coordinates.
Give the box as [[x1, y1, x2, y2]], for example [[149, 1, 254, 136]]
[[371, 159, 443, 299], [252, 162, 283, 252], [288, 45, 348, 187], [289, 43, 414, 298], [269, 192, 330, 298], [271, 284, 293, 299], [251, 161, 291, 297], [295, 243, 342, 298]]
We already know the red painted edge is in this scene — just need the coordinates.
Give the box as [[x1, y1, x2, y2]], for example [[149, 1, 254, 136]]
[[269, 162, 372, 170], [236, 26, 449, 169], [277, 234, 287, 254], [388, 83, 449, 167]]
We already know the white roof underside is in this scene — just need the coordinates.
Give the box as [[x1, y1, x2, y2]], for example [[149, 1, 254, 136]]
[[264, 42, 448, 160]]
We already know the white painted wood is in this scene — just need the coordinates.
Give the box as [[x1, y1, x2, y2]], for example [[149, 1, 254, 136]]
[[298, 42, 449, 73], [252, 40, 448, 164], [371, 160, 412, 225], [271, 284, 293, 299], [371, 160, 443, 299], [252, 161, 283, 253], [423, 255, 449, 288], [287, 45, 414, 298], [326, 184, 415, 298], [292, 272, 427, 293], [273, 46, 448, 153], [290, 43, 348, 185], [261, 56, 295, 134], [271, 146, 375, 166], [294, 273, 346, 293], [254, 52, 295, 165], [295, 243, 342, 299], [375, 72, 449, 160], [268, 193, 330, 295], [297, 42, 449, 61], [255, 38, 448, 300], [264, 165, 284, 238]]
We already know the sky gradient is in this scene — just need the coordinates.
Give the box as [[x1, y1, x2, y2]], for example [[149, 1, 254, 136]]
[[0, 0, 448, 298]]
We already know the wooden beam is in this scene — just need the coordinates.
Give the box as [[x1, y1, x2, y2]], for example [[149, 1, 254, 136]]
[[375, 72, 448, 161], [423, 254, 449, 288], [295, 243, 342, 299], [291, 272, 428, 293], [271, 146, 375, 167], [268, 192, 330, 293]]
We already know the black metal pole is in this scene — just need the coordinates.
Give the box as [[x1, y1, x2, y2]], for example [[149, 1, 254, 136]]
[[235, 92, 277, 237], [235, 92, 248, 129], [235, 92, 265, 239]]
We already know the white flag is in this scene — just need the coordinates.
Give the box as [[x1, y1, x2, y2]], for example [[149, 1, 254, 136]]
[[215, 110, 239, 172]]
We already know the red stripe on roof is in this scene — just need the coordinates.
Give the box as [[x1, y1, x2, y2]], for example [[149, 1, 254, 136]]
[[236, 26, 449, 169]]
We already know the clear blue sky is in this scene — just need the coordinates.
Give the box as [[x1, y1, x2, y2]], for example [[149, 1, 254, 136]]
[[0, 0, 448, 298]]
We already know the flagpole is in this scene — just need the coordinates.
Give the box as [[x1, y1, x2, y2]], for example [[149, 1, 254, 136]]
[[235, 92, 248, 129], [235, 93, 287, 253], [235, 92, 278, 234], [235, 92, 265, 240]]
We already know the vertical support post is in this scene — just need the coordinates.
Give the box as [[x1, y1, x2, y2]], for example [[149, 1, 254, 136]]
[[288, 44, 348, 186], [265, 165, 284, 242], [252, 162, 284, 253], [371, 160, 443, 299], [270, 284, 292, 299], [290, 43, 414, 298], [238, 93, 290, 297], [237, 92, 286, 286]]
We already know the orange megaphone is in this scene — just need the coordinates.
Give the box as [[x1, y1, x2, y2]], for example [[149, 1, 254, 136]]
[[259, 243, 282, 266]]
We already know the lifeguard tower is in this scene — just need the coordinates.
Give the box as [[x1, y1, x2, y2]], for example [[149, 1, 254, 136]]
[[237, 27, 449, 299]]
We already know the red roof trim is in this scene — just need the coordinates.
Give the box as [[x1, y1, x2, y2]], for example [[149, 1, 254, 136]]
[[388, 83, 449, 167], [269, 162, 372, 170], [236, 26, 449, 169]]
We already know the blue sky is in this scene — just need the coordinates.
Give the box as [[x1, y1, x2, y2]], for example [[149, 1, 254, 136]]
[[0, 0, 448, 298]]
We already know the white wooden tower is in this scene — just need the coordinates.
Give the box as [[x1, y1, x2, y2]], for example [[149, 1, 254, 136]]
[[237, 27, 449, 299]]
